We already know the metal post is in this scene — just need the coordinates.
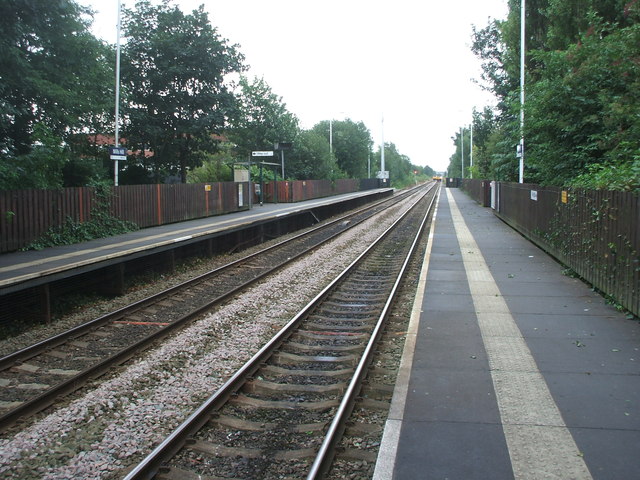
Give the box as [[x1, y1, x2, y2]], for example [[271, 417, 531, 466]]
[[329, 119, 333, 161], [380, 115, 385, 177], [470, 120, 474, 179], [519, 0, 526, 183], [259, 161, 263, 206], [114, 0, 122, 186], [460, 126, 464, 179]]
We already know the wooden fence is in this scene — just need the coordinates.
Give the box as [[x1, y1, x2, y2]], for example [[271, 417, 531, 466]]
[[0, 182, 248, 253], [460, 179, 639, 317], [262, 178, 362, 203], [0, 178, 382, 253]]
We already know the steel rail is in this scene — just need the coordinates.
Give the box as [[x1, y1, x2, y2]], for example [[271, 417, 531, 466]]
[[0, 190, 412, 371], [307, 183, 440, 479], [123, 182, 437, 480], [0, 187, 421, 431]]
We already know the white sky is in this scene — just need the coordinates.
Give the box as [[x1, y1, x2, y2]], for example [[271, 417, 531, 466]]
[[79, 0, 508, 172]]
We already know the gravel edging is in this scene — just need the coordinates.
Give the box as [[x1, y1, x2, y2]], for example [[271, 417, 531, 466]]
[[0, 197, 415, 480]]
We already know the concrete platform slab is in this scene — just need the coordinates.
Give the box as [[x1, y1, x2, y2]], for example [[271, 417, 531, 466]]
[[374, 187, 640, 480]]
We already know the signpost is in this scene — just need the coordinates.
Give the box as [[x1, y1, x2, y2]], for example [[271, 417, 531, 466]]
[[252, 151, 275, 205], [109, 147, 127, 161]]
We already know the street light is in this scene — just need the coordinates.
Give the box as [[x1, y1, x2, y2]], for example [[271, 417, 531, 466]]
[[519, 0, 526, 183], [114, 0, 122, 186], [460, 126, 464, 179]]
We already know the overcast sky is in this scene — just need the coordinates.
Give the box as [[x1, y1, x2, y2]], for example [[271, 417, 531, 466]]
[[79, 0, 508, 173]]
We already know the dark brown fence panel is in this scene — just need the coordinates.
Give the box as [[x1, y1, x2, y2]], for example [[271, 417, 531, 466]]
[[1, 178, 372, 253], [112, 184, 156, 227], [0, 183, 249, 252], [493, 182, 639, 317], [335, 178, 359, 195], [461, 179, 491, 207], [260, 178, 364, 203], [0, 188, 94, 252]]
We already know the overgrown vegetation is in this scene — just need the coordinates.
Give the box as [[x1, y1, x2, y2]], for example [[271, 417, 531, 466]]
[[21, 186, 138, 251], [448, 0, 640, 191]]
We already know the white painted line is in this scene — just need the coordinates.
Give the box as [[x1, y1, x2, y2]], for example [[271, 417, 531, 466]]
[[372, 187, 441, 480], [173, 235, 192, 243], [446, 188, 592, 480]]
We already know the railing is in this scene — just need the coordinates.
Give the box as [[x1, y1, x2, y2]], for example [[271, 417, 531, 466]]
[[459, 179, 639, 317]]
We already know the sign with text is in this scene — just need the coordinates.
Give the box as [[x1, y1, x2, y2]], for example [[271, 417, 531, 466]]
[[109, 147, 127, 161], [251, 151, 274, 157]]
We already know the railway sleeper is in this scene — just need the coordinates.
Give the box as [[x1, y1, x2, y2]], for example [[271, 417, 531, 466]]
[[271, 351, 358, 366], [243, 378, 347, 395], [156, 465, 229, 480], [187, 438, 319, 461], [302, 324, 371, 334], [210, 414, 328, 433], [229, 393, 339, 411], [261, 364, 353, 378], [283, 341, 362, 353], [293, 330, 366, 341]]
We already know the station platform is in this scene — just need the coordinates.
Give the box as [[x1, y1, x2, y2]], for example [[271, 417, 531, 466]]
[[375, 187, 639, 479], [0, 188, 391, 295]]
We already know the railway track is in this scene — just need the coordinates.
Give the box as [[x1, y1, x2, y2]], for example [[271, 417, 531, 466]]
[[124, 183, 439, 480], [0, 184, 433, 432]]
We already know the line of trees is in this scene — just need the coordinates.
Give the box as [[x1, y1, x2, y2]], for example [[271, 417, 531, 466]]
[[448, 0, 639, 191], [0, 0, 433, 191]]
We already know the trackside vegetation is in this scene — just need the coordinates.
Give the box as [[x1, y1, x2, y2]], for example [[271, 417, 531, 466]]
[[448, 0, 640, 191]]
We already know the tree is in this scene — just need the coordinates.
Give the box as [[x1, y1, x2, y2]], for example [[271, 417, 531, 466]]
[[372, 142, 417, 187], [228, 76, 299, 162], [121, 1, 245, 183], [0, 0, 114, 188], [469, 0, 640, 188], [525, 20, 640, 186], [286, 129, 344, 180], [311, 119, 372, 178]]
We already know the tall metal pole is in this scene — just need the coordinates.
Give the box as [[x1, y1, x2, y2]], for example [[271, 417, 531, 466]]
[[460, 126, 464, 179], [519, 0, 525, 183], [380, 115, 385, 177], [470, 120, 474, 179], [280, 150, 285, 180], [114, 0, 122, 186]]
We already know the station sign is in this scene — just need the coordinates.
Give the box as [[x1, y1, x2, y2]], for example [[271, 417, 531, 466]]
[[252, 151, 274, 157], [109, 147, 127, 161]]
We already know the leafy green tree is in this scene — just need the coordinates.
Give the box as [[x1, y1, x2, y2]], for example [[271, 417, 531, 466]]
[[311, 119, 372, 178], [469, 0, 640, 188], [0, 0, 114, 188], [525, 20, 640, 186], [371, 142, 417, 187], [121, 1, 245, 183], [0, 124, 67, 189], [228, 76, 299, 160], [187, 146, 234, 183], [286, 129, 344, 180]]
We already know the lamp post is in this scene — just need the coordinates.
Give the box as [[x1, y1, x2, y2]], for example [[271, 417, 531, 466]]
[[114, 0, 122, 186], [519, 0, 526, 183], [381, 114, 385, 179], [460, 126, 464, 179], [470, 119, 474, 179], [329, 119, 333, 162]]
